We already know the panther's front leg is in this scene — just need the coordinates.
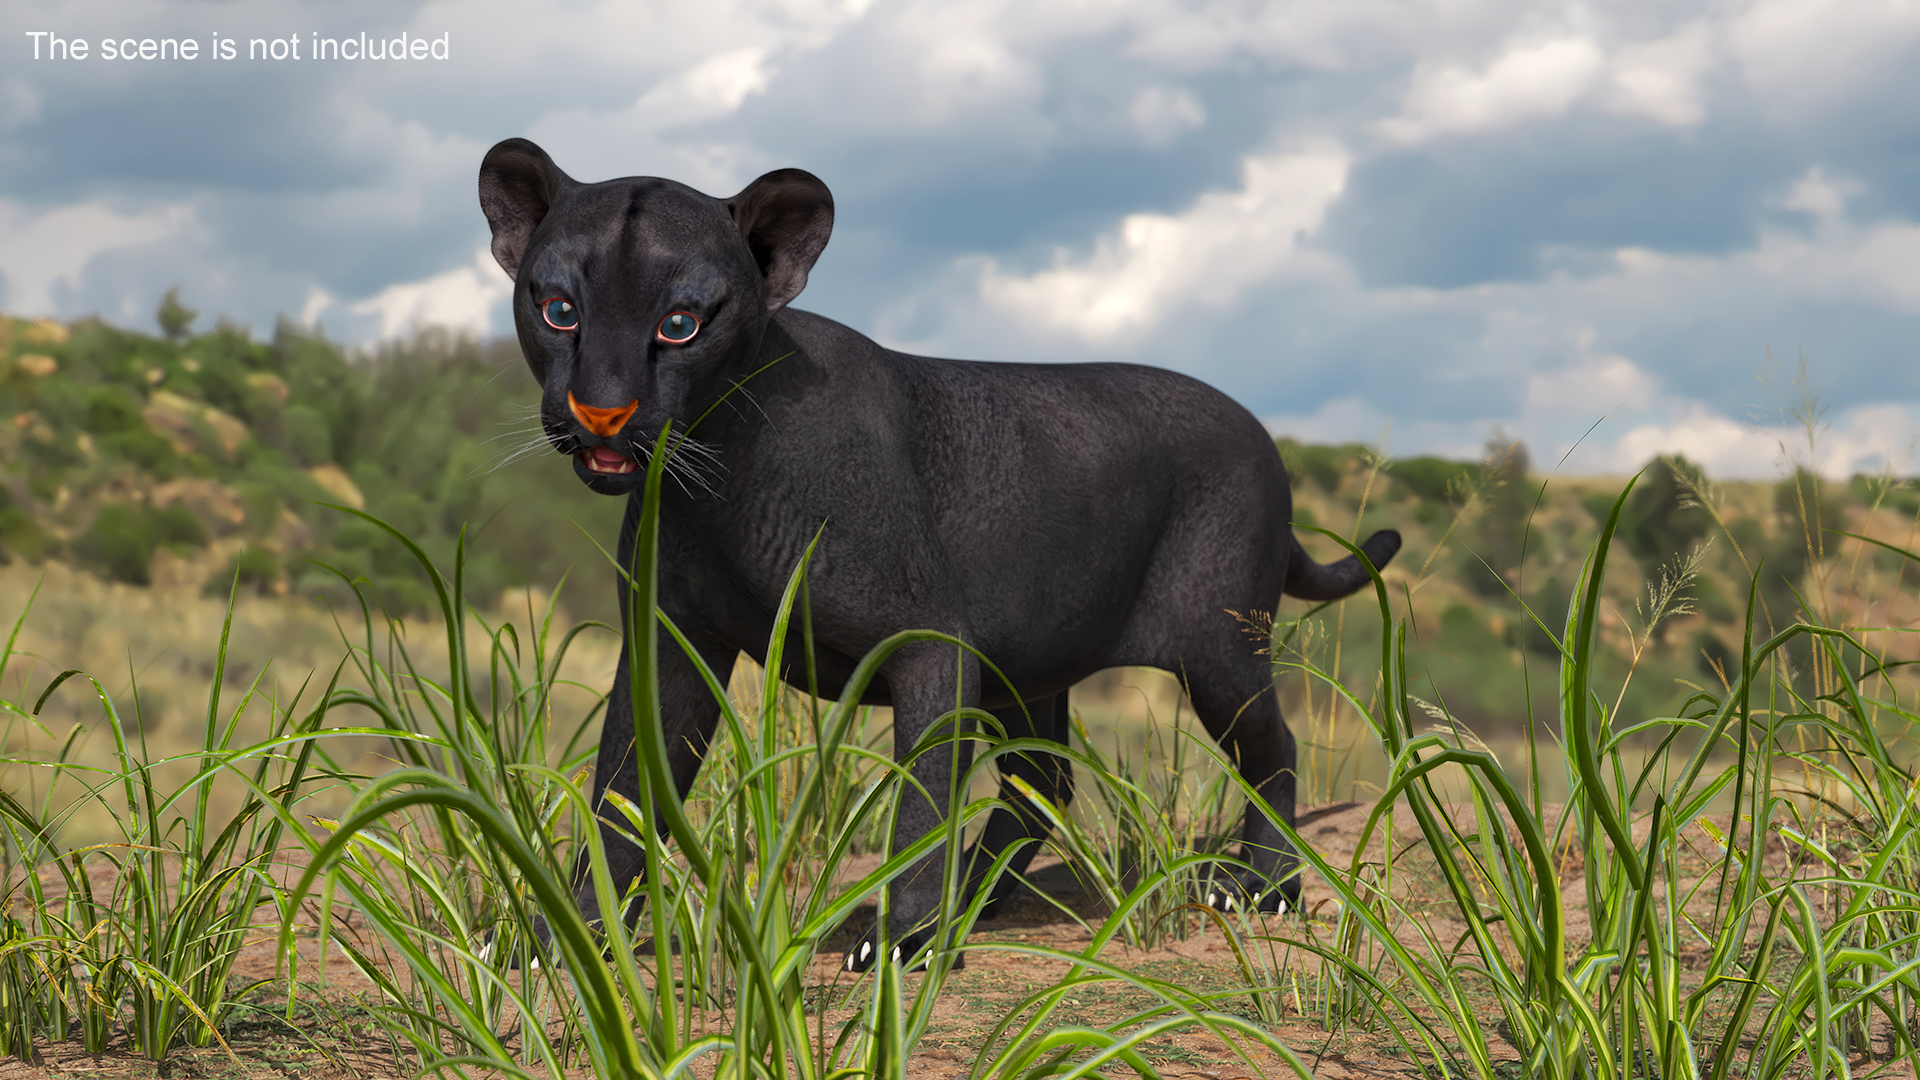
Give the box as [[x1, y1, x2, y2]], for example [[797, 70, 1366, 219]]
[[844, 637, 981, 971], [570, 630, 733, 932]]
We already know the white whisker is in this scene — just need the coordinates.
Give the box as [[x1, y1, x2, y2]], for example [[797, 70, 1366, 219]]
[[476, 427, 561, 475]]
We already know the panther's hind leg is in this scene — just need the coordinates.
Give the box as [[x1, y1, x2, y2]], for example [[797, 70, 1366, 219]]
[[1183, 649, 1303, 916]]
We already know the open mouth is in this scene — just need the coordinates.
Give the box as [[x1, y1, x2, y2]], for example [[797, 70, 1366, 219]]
[[579, 445, 637, 475]]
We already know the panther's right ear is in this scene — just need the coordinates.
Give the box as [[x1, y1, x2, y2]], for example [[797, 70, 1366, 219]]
[[479, 139, 574, 279]]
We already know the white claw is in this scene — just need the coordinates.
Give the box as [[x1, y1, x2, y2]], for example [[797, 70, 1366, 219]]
[[858, 941, 873, 965], [890, 945, 903, 963]]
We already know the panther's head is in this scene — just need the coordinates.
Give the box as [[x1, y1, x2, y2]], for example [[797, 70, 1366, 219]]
[[479, 138, 833, 495]]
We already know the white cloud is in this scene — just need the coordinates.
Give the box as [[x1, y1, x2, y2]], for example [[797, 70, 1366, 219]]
[[636, 47, 776, 123], [1608, 401, 1920, 479], [1612, 216, 1920, 315], [1264, 395, 1486, 460], [973, 145, 1349, 341], [1776, 166, 1861, 226], [1128, 84, 1206, 146], [1606, 405, 1783, 477], [300, 285, 335, 328], [1604, 22, 1712, 126], [0, 79, 40, 129], [0, 199, 193, 316], [1731, 0, 1920, 113], [1377, 36, 1605, 144], [349, 248, 511, 341], [1113, 0, 1515, 73], [1525, 354, 1659, 415], [856, 1, 1047, 125]]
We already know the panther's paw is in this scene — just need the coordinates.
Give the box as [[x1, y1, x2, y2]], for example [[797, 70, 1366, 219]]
[[1203, 869, 1300, 916], [478, 921, 553, 971], [842, 927, 963, 973]]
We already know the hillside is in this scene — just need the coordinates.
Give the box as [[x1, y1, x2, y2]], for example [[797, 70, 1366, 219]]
[[2, 299, 1918, 766], [0, 299, 626, 622]]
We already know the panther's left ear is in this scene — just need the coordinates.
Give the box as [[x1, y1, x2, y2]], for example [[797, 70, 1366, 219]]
[[727, 169, 834, 314]]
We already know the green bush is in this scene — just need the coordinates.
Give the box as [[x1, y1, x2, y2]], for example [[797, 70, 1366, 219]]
[[1692, 626, 1737, 684], [1438, 602, 1499, 651], [99, 430, 179, 478], [1617, 455, 1713, 578], [284, 404, 331, 465], [1277, 439, 1370, 493], [1773, 467, 1850, 560], [1507, 575, 1572, 657], [202, 545, 280, 597], [155, 503, 208, 549], [0, 506, 52, 562], [273, 321, 363, 465], [1851, 474, 1920, 517], [69, 501, 210, 583], [82, 385, 145, 434], [73, 503, 159, 584], [1472, 438, 1536, 578], [1393, 455, 1473, 503]]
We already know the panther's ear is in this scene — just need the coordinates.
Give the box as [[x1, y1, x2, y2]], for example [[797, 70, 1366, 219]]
[[727, 169, 834, 314], [479, 139, 575, 279]]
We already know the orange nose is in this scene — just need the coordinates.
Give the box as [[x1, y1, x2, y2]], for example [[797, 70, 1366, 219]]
[[568, 392, 639, 437]]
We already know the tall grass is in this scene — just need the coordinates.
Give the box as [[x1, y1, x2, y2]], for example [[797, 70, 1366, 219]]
[[1253, 480, 1920, 1078], [4, 424, 1917, 1080], [0, 573, 333, 1066]]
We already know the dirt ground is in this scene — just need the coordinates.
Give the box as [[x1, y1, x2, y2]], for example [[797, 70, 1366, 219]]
[[5, 801, 1917, 1080]]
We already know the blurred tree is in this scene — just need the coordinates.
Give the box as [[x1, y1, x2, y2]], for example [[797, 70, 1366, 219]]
[[1470, 435, 1535, 590], [1617, 455, 1715, 581], [156, 287, 198, 341], [1773, 468, 1850, 563]]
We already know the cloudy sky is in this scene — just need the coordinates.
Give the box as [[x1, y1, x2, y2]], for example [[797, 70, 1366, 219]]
[[6, 0, 1919, 478]]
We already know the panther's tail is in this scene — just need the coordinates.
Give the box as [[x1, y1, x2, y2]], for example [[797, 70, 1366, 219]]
[[1282, 529, 1402, 602]]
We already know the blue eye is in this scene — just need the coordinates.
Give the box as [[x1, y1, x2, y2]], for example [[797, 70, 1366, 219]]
[[541, 298, 578, 330], [657, 311, 700, 343]]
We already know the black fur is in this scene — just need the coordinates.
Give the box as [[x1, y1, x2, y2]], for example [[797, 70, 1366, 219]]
[[479, 138, 1401, 970]]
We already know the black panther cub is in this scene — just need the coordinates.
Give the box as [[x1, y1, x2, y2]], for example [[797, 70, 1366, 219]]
[[478, 137, 1400, 971]]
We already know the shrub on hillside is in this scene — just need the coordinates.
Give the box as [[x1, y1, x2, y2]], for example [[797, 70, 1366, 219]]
[[74, 504, 159, 585], [71, 501, 211, 585], [0, 484, 53, 563], [82, 385, 144, 434], [1277, 439, 1371, 494], [1615, 455, 1714, 580], [1392, 456, 1474, 503], [1774, 468, 1850, 561]]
